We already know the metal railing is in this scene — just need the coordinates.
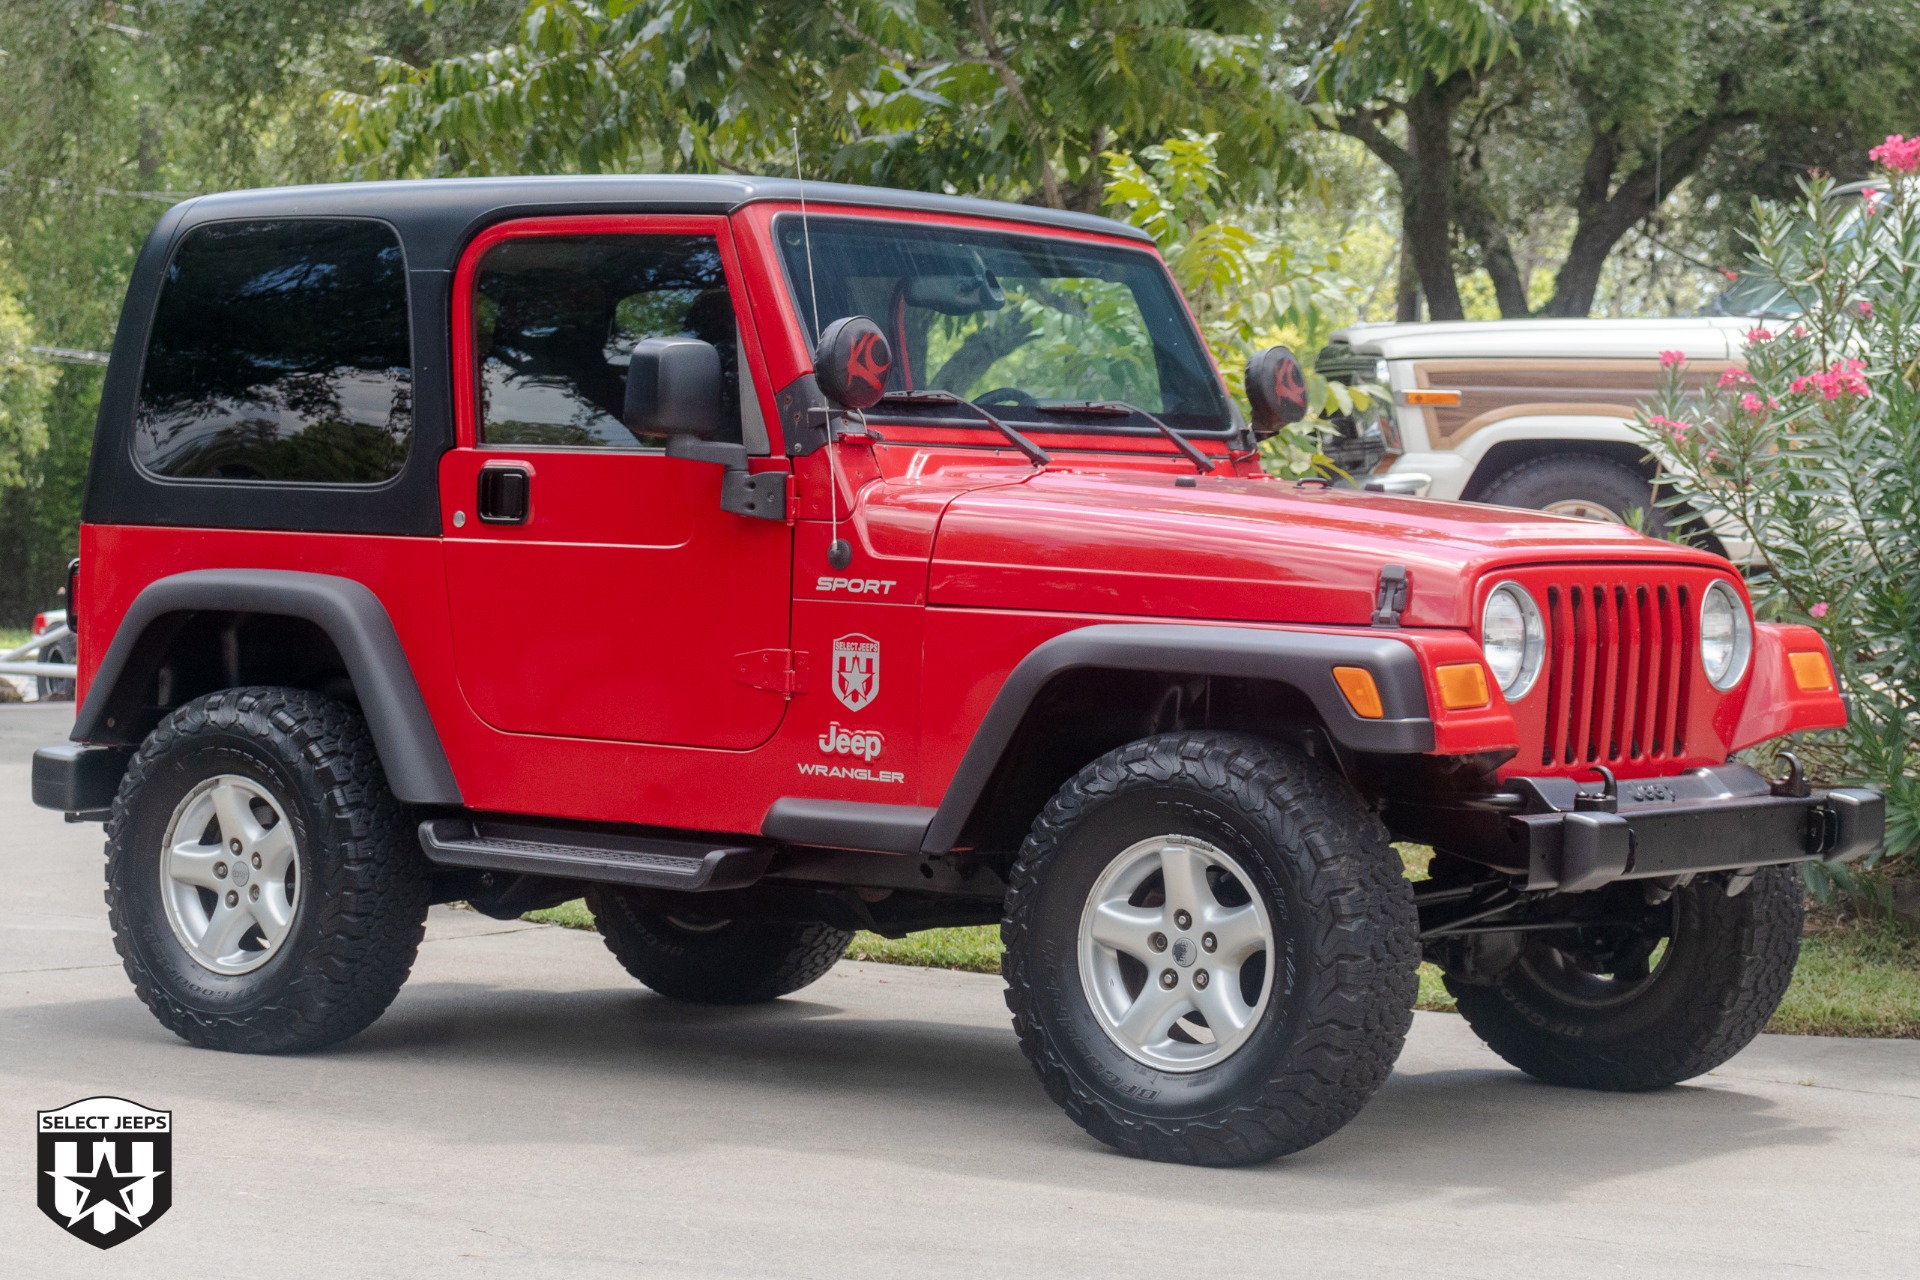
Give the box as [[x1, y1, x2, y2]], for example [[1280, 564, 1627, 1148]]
[[0, 624, 78, 680]]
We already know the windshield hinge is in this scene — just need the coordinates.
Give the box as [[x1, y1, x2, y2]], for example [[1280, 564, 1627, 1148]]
[[1372, 564, 1409, 628], [735, 649, 810, 696]]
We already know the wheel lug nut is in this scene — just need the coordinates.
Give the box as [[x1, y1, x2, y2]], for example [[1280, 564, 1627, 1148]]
[[225, 890, 238, 907], [1193, 969, 1210, 990], [249, 885, 259, 901], [1149, 932, 1168, 952], [1174, 909, 1192, 930], [1202, 933, 1217, 953], [214, 862, 228, 879], [1159, 969, 1178, 989], [252, 853, 262, 869], [230, 839, 242, 854]]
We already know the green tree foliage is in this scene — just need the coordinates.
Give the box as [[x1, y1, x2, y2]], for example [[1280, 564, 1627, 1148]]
[[335, 0, 1312, 211], [1636, 149, 1920, 870], [0, 285, 56, 491]]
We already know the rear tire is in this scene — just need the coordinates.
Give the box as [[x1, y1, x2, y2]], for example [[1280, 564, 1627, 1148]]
[[1447, 867, 1803, 1090], [585, 886, 851, 1004], [1002, 732, 1419, 1166], [1477, 453, 1666, 533], [105, 687, 430, 1053]]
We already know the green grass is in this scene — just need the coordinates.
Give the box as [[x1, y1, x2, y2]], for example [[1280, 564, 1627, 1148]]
[[523, 855, 1920, 1038], [0, 627, 30, 651]]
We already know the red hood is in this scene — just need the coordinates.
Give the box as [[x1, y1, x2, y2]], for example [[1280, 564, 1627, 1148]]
[[924, 468, 1724, 627]]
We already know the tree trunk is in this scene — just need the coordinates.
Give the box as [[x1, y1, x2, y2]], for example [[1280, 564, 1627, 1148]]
[[1401, 74, 1470, 321], [1395, 222, 1421, 321]]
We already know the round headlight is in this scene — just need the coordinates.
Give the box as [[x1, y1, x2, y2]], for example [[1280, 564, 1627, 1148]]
[[1699, 580, 1753, 690], [1481, 582, 1545, 699]]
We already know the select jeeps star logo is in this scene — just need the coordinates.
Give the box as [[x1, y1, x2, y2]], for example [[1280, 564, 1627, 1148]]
[[38, 1096, 172, 1249], [831, 633, 881, 712]]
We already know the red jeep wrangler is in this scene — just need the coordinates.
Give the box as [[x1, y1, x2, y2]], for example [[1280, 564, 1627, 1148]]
[[32, 177, 1882, 1165]]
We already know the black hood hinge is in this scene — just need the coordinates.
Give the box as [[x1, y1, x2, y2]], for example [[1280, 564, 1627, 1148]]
[[1372, 564, 1409, 627]]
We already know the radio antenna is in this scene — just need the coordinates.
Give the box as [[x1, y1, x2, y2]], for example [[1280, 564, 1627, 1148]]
[[794, 125, 853, 570]]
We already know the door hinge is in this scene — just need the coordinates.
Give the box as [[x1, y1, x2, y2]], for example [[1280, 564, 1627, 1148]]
[[735, 649, 809, 696]]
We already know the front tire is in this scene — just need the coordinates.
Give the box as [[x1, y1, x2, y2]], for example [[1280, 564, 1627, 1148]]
[[1477, 453, 1666, 532], [1446, 867, 1803, 1090], [585, 886, 851, 1004], [105, 687, 430, 1053], [1003, 732, 1419, 1165]]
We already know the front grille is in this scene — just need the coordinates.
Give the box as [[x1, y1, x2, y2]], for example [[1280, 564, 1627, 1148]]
[[1539, 580, 1692, 767]]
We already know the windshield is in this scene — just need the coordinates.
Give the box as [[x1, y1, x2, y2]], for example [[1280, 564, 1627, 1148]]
[[774, 215, 1233, 434]]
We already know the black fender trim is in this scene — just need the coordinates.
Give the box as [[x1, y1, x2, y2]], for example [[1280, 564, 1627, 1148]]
[[920, 623, 1434, 855], [762, 798, 937, 854], [72, 569, 462, 805]]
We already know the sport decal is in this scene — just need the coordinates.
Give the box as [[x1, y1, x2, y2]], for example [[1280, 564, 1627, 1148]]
[[831, 634, 881, 712]]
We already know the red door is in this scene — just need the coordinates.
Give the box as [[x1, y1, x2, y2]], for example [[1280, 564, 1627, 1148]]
[[440, 216, 792, 749]]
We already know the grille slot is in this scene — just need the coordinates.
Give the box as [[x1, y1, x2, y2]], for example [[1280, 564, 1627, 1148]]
[[1539, 579, 1690, 767]]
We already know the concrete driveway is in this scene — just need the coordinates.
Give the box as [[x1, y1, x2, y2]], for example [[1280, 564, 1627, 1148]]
[[2, 701, 1915, 1278]]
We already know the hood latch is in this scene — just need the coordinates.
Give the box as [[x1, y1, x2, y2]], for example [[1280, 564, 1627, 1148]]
[[1371, 564, 1409, 627]]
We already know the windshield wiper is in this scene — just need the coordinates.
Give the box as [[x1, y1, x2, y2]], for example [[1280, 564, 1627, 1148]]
[[873, 390, 1051, 468], [1042, 400, 1214, 473]]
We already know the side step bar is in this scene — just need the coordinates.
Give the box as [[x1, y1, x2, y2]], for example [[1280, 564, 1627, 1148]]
[[418, 818, 772, 892]]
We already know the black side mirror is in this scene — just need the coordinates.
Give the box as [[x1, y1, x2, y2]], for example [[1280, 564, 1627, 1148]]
[[814, 316, 892, 411], [1245, 345, 1309, 438], [625, 337, 724, 440]]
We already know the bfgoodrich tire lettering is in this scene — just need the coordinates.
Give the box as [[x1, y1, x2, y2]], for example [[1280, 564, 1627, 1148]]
[[105, 687, 430, 1052], [1447, 867, 1803, 1090], [1002, 732, 1419, 1166], [586, 886, 852, 1004]]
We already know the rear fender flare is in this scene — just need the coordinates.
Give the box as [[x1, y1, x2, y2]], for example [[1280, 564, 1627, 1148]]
[[920, 623, 1433, 854], [73, 569, 461, 805]]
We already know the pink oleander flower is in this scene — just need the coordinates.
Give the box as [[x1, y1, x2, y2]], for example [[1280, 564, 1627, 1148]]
[[1863, 188, 1886, 215], [1791, 324, 1808, 338], [1659, 350, 1686, 368], [1790, 358, 1871, 401], [1647, 414, 1690, 437], [1741, 392, 1774, 415], [1858, 300, 1875, 317], [1718, 367, 1752, 388], [1746, 326, 1774, 343], [1868, 134, 1920, 174], [1811, 602, 1830, 618]]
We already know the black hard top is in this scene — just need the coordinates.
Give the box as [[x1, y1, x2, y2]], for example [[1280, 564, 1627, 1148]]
[[165, 175, 1151, 272]]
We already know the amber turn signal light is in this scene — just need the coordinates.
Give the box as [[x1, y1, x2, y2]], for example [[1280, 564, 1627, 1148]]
[[1402, 389, 1462, 406], [1789, 651, 1833, 692], [1435, 662, 1491, 709], [1332, 666, 1385, 719]]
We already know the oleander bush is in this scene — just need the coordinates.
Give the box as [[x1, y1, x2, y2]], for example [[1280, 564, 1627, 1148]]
[[1637, 136, 1920, 879]]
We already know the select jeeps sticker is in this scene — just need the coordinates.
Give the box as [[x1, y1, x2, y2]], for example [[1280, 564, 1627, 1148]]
[[830, 633, 881, 712], [38, 1096, 172, 1249]]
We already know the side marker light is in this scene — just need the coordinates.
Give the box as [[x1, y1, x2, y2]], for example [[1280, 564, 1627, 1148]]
[[1332, 666, 1385, 719], [1435, 662, 1491, 710], [1789, 651, 1833, 692]]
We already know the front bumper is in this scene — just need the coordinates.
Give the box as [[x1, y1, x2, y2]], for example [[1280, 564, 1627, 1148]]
[[1387, 762, 1884, 892]]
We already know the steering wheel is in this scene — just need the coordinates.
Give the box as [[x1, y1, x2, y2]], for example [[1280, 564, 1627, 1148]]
[[975, 387, 1040, 409]]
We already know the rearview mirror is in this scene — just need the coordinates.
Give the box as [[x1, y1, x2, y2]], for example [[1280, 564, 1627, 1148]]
[[814, 316, 892, 411], [1245, 346, 1309, 437], [624, 337, 724, 440]]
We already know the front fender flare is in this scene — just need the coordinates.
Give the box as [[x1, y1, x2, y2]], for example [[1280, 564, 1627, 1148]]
[[73, 569, 461, 805], [920, 623, 1434, 854]]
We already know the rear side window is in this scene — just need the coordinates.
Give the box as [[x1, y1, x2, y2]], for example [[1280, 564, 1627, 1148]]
[[472, 234, 751, 450], [134, 219, 413, 484]]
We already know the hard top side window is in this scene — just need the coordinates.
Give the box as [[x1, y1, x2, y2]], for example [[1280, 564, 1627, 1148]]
[[473, 233, 758, 450], [134, 219, 413, 484]]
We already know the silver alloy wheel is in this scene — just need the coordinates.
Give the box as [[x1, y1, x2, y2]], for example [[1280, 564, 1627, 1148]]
[[1542, 498, 1625, 523], [1077, 835, 1274, 1072], [159, 774, 300, 975]]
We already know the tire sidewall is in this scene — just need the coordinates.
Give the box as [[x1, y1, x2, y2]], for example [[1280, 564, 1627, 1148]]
[[1483, 456, 1664, 532], [112, 725, 324, 1015], [1023, 783, 1311, 1121]]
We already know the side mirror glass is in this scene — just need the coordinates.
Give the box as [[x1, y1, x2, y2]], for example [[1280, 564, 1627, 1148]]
[[1245, 345, 1309, 438], [624, 337, 725, 439], [814, 315, 892, 411]]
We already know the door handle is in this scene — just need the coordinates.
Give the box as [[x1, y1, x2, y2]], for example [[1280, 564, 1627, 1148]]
[[476, 464, 530, 524]]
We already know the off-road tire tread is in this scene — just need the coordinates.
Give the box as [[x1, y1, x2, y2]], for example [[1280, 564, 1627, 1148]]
[[105, 687, 429, 1053], [586, 886, 852, 1004], [1448, 866, 1802, 1090], [1002, 731, 1419, 1165], [1478, 452, 1663, 530]]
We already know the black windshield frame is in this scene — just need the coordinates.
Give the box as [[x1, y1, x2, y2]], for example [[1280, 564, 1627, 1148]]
[[772, 214, 1235, 437]]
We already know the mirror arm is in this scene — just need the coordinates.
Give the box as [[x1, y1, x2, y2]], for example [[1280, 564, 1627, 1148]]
[[665, 437, 787, 521]]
